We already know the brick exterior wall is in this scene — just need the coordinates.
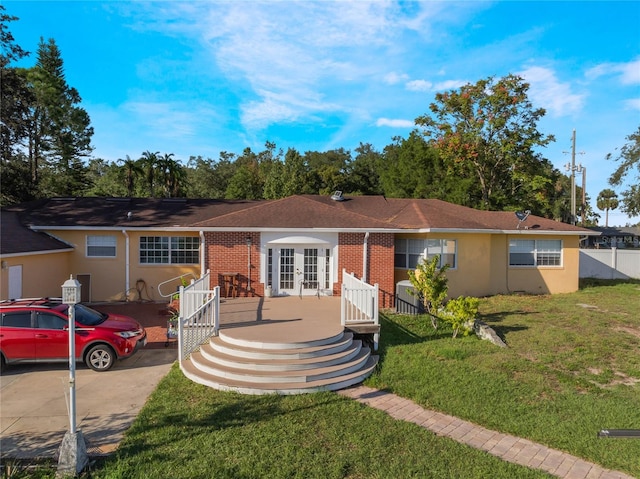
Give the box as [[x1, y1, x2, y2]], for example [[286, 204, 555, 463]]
[[338, 232, 395, 309], [204, 232, 262, 297], [204, 231, 395, 306]]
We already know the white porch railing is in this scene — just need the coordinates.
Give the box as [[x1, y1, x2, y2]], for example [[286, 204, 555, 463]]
[[176, 271, 220, 362], [341, 269, 379, 350]]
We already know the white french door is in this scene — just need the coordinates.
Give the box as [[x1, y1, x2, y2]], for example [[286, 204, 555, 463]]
[[275, 246, 331, 296]]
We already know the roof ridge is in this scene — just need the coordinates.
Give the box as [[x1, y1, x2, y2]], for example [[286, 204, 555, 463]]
[[386, 198, 431, 227], [190, 198, 280, 227], [302, 195, 401, 227]]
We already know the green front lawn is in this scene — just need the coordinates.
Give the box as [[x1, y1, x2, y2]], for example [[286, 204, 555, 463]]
[[13, 280, 640, 478], [367, 279, 640, 477]]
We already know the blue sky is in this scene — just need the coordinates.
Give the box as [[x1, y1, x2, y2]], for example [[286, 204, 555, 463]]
[[5, 1, 640, 225]]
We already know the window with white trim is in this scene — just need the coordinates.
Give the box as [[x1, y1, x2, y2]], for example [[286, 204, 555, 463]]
[[86, 235, 116, 257], [139, 236, 199, 264], [394, 238, 457, 269], [509, 239, 562, 267]]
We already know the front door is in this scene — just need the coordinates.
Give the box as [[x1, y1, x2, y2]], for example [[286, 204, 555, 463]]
[[276, 246, 330, 296]]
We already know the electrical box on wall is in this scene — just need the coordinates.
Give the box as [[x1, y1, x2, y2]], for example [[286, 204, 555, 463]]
[[395, 280, 425, 315]]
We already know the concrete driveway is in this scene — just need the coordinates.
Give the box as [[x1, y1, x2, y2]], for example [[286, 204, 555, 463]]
[[0, 348, 177, 459]]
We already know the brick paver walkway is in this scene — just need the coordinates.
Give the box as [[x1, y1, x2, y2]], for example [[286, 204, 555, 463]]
[[338, 385, 635, 479]]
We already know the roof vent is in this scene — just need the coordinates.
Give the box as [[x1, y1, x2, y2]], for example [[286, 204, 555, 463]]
[[331, 191, 344, 201]]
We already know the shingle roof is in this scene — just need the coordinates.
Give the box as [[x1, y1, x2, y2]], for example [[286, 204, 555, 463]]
[[0, 210, 73, 255], [192, 195, 395, 229], [2, 195, 594, 236], [4, 197, 260, 228]]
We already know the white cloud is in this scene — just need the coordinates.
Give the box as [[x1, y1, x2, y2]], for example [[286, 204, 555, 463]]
[[433, 79, 469, 91], [405, 78, 467, 92], [625, 98, 640, 110], [376, 118, 414, 128], [619, 58, 640, 84], [519, 66, 585, 117], [384, 72, 409, 85], [406, 80, 433, 91], [586, 57, 640, 85], [126, 1, 441, 133], [122, 101, 219, 139]]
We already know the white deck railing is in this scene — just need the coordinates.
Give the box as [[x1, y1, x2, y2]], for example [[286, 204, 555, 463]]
[[341, 269, 379, 350], [176, 271, 220, 362]]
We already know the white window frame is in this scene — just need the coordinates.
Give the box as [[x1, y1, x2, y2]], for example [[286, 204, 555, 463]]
[[509, 239, 562, 267], [86, 235, 117, 258], [139, 236, 199, 265], [394, 238, 457, 269]]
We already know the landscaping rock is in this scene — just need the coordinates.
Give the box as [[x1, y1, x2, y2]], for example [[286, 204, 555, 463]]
[[465, 319, 508, 348]]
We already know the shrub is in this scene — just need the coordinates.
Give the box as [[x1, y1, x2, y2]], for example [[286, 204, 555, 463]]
[[443, 296, 479, 338], [408, 255, 450, 329]]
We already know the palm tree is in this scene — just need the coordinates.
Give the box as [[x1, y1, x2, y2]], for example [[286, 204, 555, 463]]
[[596, 188, 619, 227], [137, 151, 159, 197], [156, 153, 187, 197], [117, 155, 143, 197]]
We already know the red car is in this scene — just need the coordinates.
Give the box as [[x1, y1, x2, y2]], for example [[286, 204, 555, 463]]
[[0, 298, 147, 372]]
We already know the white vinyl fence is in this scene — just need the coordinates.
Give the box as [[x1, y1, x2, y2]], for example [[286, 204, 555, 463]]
[[579, 248, 640, 280]]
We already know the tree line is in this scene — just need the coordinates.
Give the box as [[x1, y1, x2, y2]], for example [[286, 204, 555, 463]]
[[2, 6, 638, 225]]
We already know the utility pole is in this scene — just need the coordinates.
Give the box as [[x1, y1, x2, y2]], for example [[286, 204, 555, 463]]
[[581, 166, 587, 226], [564, 129, 585, 226]]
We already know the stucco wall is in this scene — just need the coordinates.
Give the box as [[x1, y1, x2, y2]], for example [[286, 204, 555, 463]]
[[501, 235, 580, 294], [393, 233, 581, 299], [393, 233, 497, 299], [0, 252, 71, 300], [43, 230, 201, 302]]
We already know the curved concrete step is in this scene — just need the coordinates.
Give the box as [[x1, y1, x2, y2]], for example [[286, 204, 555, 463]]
[[219, 328, 344, 350], [199, 339, 363, 372], [190, 347, 371, 383], [181, 355, 379, 395], [208, 332, 355, 360]]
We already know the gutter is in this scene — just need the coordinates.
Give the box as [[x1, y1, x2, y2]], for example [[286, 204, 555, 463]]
[[0, 248, 74, 258], [200, 231, 205, 278]]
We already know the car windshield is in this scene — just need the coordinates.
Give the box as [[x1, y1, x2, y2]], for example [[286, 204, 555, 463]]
[[61, 304, 108, 326]]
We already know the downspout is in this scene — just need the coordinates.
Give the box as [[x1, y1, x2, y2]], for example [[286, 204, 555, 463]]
[[362, 232, 370, 283], [122, 230, 130, 300], [199, 231, 205, 278], [247, 236, 252, 295]]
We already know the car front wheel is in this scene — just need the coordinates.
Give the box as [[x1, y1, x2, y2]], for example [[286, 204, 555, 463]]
[[86, 345, 115, 371]]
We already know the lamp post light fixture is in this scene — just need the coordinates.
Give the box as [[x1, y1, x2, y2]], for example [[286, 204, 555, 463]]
[[61, 275, 81, 433], [57, 275, 88, 477]]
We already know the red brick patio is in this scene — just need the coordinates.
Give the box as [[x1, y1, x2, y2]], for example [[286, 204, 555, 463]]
[[92, 301, 176, 349]]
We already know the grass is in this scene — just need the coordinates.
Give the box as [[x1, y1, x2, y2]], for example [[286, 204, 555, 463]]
[[367, 279, 640, 477], [7, 280, 640, 478]]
